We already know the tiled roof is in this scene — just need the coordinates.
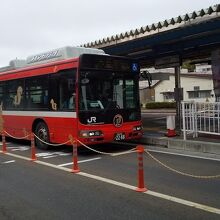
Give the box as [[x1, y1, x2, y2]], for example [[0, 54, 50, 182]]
[[82, 4, 220, 48]]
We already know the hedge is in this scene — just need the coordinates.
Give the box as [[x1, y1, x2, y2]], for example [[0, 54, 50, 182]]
[[143, 102, 176, 109]]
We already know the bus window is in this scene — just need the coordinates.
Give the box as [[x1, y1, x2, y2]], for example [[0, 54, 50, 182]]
[[125, 79, 136, 108], [59, 69, 76, 111], [0, 82, 4, 110], [6, 80, 24, 110], [49, 74, 59, 111], [25, 76, 49, 110], [49, 68, 76, 111], [113, 79, 124, 109]]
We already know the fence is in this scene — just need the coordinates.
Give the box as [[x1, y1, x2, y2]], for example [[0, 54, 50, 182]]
[[181, 101, 220, 140]]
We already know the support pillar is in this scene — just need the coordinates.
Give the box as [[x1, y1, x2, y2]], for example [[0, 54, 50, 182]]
[[174, 66, 183, 132]]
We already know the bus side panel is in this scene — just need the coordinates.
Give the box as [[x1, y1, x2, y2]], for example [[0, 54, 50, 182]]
[[43, 117, 77, 144], [3, 115, 77, 145], [3, 115, 33, 139]]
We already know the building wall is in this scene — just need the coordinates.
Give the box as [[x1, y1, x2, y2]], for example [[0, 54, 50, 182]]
[[140, 88, 155, 104], [154, 75, 215, 102], [195, 64, 212, 73], [154, 76, 175, 102]]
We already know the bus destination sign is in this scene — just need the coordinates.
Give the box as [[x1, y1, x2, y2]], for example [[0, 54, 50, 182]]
[[80, 54, 139, 72]]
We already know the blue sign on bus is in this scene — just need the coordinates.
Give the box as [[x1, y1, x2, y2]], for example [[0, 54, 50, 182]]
[[132, 63, 138, 72]]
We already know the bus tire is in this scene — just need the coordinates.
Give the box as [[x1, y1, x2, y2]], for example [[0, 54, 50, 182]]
[[34, 122, 50, 150]]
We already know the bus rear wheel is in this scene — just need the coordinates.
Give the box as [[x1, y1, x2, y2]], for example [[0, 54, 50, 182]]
[[34, 122, 50, 150]]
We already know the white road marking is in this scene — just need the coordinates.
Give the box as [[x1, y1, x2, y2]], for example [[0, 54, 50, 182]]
[[36, 152, 72, 159], [11, 147, 29, 152], [145, 190, 220, 215], [57, 162, 73, 167], [111, 151, 135, 157], [56, 153, 72, 156], [4, 145, 30, 152], [58, 157, 101, 167], [42, 155, 58, 159], [2, 160, 15, 164], [43, 153, 72, 159], [1, 151, 31, 161], [0, 142, 12, 146], [1, 150, 220, 215], [36, 152, 52, 157]]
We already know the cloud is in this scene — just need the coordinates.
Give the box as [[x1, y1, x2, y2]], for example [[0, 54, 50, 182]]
[[0, 0, 218, 66]]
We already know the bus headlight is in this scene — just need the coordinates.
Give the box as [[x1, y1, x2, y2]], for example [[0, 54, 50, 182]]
[[133, 126, 142, 131], [79, 130, 103, 138]]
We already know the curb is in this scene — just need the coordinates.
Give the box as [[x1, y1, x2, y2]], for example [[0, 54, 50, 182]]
[[136, 135, 220, 155]]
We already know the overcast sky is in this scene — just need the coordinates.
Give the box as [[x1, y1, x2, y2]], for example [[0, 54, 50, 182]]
[[0, 0, 218, 66]]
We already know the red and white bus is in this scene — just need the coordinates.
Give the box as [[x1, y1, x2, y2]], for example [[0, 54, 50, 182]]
[[0, 46, 143, 149]]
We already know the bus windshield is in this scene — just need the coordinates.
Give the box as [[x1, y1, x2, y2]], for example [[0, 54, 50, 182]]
[[78, 70, 141, 125], [79, 71, 139, 111]]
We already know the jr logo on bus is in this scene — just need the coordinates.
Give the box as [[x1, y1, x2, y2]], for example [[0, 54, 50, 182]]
[[87, 117, 97, 124]]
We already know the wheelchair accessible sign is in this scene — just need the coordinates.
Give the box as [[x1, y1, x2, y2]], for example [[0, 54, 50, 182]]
[[132, 63, 139, 72]]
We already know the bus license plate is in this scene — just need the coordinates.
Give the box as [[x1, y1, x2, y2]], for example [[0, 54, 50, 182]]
[[114, 133, 126, 141]]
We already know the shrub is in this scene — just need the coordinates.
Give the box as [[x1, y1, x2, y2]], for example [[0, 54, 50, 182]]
[[144, 102, 176, 109]]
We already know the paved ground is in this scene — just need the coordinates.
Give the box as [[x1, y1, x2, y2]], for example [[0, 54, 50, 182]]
[[0, 140, 220, 219], [0, 109, 220, 219]]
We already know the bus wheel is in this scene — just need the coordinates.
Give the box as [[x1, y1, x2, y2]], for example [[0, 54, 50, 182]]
[[35, 122, 50, 150]]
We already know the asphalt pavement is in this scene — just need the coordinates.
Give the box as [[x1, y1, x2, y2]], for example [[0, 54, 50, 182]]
[[0, 140, 220, 220]]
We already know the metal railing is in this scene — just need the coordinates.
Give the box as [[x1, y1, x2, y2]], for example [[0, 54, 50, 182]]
[[181, 101, 220, 140]]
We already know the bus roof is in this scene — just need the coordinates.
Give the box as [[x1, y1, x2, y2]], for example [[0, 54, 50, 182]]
[[0, 46, 105, 73]]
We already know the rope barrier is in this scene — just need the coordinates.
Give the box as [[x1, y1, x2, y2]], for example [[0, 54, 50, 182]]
[[144, 149, 220, 179], [77, 139, 136, 156], [4, 130, 30, 140], [3, 126, 219, 181], [2, 129, 70, 147], [33, 134, 71, 146]]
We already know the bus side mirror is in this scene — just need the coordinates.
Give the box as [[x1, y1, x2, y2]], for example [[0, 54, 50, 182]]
[[140, 70, 152, 88]]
